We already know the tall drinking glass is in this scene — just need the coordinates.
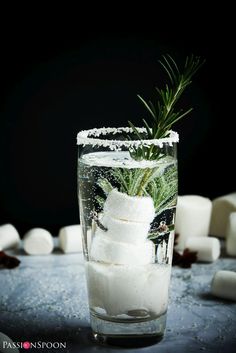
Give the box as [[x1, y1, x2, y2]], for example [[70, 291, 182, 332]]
[[77, 127, 178, 346]]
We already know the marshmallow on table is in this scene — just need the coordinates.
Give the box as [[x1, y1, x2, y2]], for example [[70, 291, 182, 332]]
[[226, 212, 236, 256], [0, 224, 20, 250], [86, 262, 171, 316], [59, 225, 83, 253], [185, 237, 220, 262], [104, 189, 155, 223], [226, 237, 236, 257], [90, 231, 154, 265], [211, 270, 236, 301], [175, 195, 212, 250], [101, 214, 150, 244], [210, 192, 236, 238], [23, 228, 53, 255]]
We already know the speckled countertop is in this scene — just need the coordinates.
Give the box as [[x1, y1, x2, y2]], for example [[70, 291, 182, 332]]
[[0, 246, 236, 353]]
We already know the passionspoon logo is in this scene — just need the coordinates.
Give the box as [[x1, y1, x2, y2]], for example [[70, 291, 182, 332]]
[[0, 332, 66, 351], [0, 332, 19, 353]]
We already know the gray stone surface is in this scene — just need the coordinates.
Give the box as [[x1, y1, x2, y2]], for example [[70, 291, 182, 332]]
[[0, 247, 236, 353]]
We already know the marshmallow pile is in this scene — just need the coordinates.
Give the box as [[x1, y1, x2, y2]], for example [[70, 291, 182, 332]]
[[0, 223, 83, 255], [175, 193, 236, 261], [87, 189, 172, 317], [175, 195, 221, 262], [1, 189, 236, 305], [175, 195, 213, 252], [174, 192, 236, 302]]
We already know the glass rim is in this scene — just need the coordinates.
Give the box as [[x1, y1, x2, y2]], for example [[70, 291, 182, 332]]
[[77, 127, 179, 150]]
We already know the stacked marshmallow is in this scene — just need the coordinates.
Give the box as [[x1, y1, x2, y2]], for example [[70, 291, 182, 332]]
[[88, 189, 173, 317], [175, 195, 221, 262], [175, 195, 213, 251], [90, 189, 155, 265]]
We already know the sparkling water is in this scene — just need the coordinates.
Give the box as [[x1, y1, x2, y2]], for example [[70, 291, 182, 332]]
[[78, 151, 177, 324]]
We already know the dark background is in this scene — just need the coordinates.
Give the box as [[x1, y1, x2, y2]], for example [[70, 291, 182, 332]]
[[0, 15, 235, 236]]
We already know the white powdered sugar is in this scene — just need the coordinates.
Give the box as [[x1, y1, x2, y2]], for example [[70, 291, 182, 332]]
[[77, 127, 179, 150]]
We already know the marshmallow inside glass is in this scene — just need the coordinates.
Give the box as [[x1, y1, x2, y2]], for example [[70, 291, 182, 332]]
[[77, 128, 179, 344]]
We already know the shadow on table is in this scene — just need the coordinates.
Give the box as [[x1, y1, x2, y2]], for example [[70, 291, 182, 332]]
[[3, 325, 160, 352], [3, 324, 236, 353], [199, 292, 236, 303]]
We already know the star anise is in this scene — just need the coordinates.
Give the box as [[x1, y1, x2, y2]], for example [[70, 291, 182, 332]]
[[173, 234, 198, 268], [0, 251, 21, 269]]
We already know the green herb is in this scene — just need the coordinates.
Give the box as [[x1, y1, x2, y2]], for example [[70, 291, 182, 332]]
[[145, 163, 177, 214], [96, 162, 177, 215], [96, 54, 203, 220], [128, 54, 205, 160]]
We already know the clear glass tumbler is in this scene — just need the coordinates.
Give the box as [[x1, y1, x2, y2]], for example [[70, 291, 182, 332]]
[[77, 127, 178, 346]]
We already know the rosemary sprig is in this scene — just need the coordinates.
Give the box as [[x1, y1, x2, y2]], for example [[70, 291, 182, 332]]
[[95, 54, 203, 219], [96, 163, 177, 214], [129, 54, 205, 160]]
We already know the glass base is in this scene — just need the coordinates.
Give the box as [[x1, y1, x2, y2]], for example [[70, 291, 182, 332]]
[[90, 311, 166, 347]]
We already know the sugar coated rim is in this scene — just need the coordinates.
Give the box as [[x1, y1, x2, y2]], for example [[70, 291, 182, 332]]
[[77, 127, 179, 150]]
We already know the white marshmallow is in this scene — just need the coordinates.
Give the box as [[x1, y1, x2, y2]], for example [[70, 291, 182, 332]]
[[90, 232, 154, 265], [226, 212, 236, 256], [226, 237, 236, 257], [211, 270, 236, 301], [185, 237, 220, 262], [0, 224, 20, 250], [101, 214, 150, 244], [86, 262, 171, 316], [23, 228, 54, 255], [210, 193, 236, 238], [59, 225, 83, 253], [175, 195, 212, 250], [104, 189, 155, 224]]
